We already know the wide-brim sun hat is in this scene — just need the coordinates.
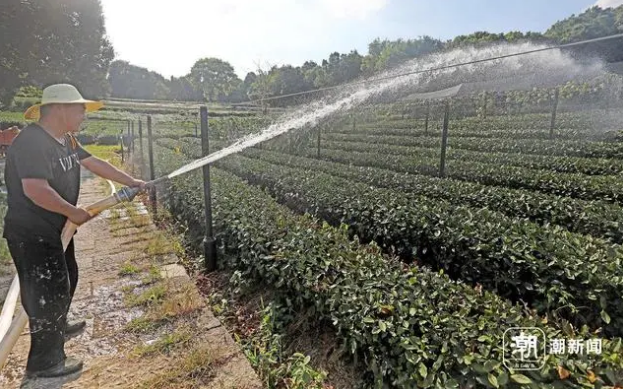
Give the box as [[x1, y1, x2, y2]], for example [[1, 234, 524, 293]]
[[24, 83, 104, 120]]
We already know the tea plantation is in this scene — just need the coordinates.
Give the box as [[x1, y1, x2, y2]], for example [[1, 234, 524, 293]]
[[139, 107, 623, 388]]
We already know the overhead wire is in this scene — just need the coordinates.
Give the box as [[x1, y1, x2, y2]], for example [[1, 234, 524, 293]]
[[240, 33, 623, 105]]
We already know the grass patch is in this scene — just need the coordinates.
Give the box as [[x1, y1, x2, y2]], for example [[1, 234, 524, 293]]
[[124, 283, 202, 335], [131, 329, 192, 358], [135, 345, 216, 389], [145, 233, 173, 257], [84, 144, 122, 167], [141, 265, 163, 285], [125, 284, 167, 308], [154, 283, 204, 320], [108, 207, 122, 221], [119, 262, 140, 276], [122, 284, 138, 294], [124, 316, 161, 334], [124, 203, 140, 219], [109, 219, 142, 234], [124, 204, 149, 228], [124, 281, 201, 335], [0, 111, 27, 122]]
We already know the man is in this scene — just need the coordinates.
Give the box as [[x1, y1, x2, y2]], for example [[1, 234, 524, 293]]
[[2, 84, 145, 378]]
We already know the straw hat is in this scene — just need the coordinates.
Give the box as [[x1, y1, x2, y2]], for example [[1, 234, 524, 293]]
[[24, 84, 104, 120]]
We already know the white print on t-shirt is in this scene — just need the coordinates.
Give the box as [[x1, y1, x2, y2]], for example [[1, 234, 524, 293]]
[[59, 153, 80, 172]]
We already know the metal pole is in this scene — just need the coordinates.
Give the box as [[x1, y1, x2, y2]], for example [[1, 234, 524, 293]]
[[120, 132, 124, 164], [125, 119, 130, 159], [200, 106, 217, 272], [439, 101, 450, 177], [425, 101, 430, 135], [550, 88, 559, 139], [131, 121, 135, 153], [483, 92, 488, 119], [138, 120, 144, 179], [147, 116, 157, 217], [130, 121, 135, 172], [317, 125, 321, 158]]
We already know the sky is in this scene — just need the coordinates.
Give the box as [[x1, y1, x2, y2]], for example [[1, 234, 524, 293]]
[[100, 0, 623, 79]]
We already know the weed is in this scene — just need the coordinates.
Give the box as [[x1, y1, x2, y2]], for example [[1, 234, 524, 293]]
[[141, 265, 163, 285], [125, 284, 166, 307], [239, 302, 327, 389], [119, 262, 140, 276], [125, 316, 160, 333], [155, 283, 203, 320], [135, 345, 216, 389], [145, 233, 172, 257], [131, 329, 192, 358]]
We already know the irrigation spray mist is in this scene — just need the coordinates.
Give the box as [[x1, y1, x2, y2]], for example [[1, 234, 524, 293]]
[[167, 41, 608, 179]]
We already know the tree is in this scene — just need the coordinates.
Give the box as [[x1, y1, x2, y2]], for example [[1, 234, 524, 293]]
[[248, 62, 274, 113], [108, 60, 170, 100], [545, 5, 623, 62], [368, 38, 391, 57], [449, 31, 505, 48], [264, 65, 312, 106], [327, 51, 363, 85], [243, 72, 258, 90], [189, 58, 241, 102], [0, 0, 115, 106], [169, 76, 203, 101], [225, 78, 244, 103], [362, 36, 443, 75], [301, 61, 319, 87], [446, 30, 548, 50]]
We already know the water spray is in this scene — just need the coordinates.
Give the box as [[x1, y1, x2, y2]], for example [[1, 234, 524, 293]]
[[60, 32, 623, 249]]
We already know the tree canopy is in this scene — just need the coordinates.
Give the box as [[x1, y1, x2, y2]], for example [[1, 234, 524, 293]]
[[3, 2, 623, 108], [108, 61, 171, 100], [0, 0, 114, 107], [189, 58, 241, 102], [545, 6, 623, 62]]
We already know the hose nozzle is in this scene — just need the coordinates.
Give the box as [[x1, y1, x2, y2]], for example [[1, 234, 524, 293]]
[[114, 186, 141, 203], [112, 177, 169, 204]]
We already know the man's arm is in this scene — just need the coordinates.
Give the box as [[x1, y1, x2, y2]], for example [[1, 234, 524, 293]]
[[81, 156, 144, 187], [22, 179, 91, 225]]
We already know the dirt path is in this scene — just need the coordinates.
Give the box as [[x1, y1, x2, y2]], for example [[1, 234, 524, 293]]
[[0, 176, 261, 389]]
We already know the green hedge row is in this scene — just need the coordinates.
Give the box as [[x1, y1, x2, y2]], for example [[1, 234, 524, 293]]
[[314, 139, 623, 176], [348, 110, 623, 133], [240, 147, 623, 244], [149, 143, 623, 388], [165, 135, 623, 241], [323, 133, 623, 159], [157, 139, 623, 337], [332, 126, 614, 142], [290, 142, 623, 204]]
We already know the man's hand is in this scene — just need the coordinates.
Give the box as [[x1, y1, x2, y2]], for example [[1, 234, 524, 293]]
[[128, 178, 147, 190], [23, 179, 92, 224], [68, 207, 91, 226]]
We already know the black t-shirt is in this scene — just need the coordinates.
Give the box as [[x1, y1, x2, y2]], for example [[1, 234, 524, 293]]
[[3, 124, 91, 242]]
